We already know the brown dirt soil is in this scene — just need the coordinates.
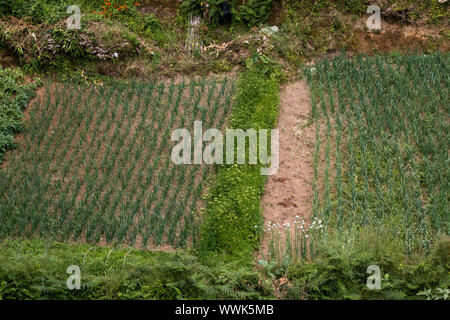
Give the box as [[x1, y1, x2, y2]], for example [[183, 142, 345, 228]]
[[0, 49, 16, 68], [352, 18, 450, 54], [260, 81, 315, 254]]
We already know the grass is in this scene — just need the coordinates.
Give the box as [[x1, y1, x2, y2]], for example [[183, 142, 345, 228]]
[[0, 237, 272, 299], [0, 76, 236, 249], [199, 69, 280, 255]]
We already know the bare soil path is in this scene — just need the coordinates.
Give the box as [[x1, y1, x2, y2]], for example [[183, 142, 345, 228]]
[[260, 81, 315, 254]]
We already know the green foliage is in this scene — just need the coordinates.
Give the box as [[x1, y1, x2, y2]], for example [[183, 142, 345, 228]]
[[0, 18, 142, 73], [179, 0, 207, 20], [199, 68, 279, 254], [179, 0, 236, 26], [417, 287, 449, 300], [179, 0, 272, 27], [283, 231, 449, 300], [91, 0, 140, 20], [0, 238, 273, 299], [245, 53, 283, 81], [236, 0, 273, 27], [0, 0, 143, 25], [143, 13, 161, 31], [428, 0, 450, 23], [0, 0, 66, 24], [0, 67, 41, 163]]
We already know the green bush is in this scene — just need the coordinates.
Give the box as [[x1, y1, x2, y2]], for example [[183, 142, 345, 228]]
[[179, 0, 273, 27], [179, 0, 207, 20], [236, 0, 273, 27], [0, 67, 41, 163], [0, 238, 273, 299], [284, 233, 449, 300], [0, 0, 67, 24], [0, 0, 142, 25]]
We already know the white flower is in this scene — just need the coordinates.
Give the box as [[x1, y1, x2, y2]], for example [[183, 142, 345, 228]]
[[113, 52, 119, 58]]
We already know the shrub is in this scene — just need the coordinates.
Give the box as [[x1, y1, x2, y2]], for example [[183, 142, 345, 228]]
[[283, 232, 449, 300], [0, 67, 41, 163], [179, 0, 273, 27], [236, 0, 273, 27], [0, 238, 273, 299], [0, 0, 66, 24]]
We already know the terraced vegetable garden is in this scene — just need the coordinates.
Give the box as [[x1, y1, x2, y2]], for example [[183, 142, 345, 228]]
[[0, 76, 235, 248], [304, 53, 449, 255]]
